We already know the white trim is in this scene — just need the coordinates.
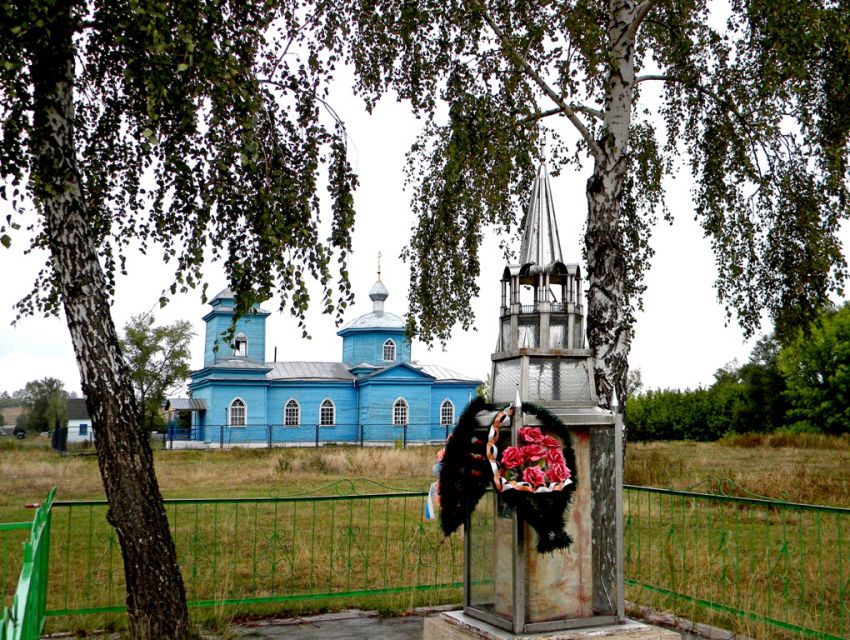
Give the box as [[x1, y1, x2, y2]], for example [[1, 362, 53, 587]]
[[392, 397, 409, 426], [229, 397, 247, 427], [382, 338, 396, 362], [284, 398, 300, 427], [440, 399, 455, 426], [319, 398, 336, 426]]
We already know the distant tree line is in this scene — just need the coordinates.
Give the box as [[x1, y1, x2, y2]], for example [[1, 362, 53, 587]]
[[2, 313, 193, 433], [627, 304, 850, 441], [2, 378, 73, 432]]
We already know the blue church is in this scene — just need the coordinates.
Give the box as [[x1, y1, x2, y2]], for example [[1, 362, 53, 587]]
[[175, 275, 481, 447]]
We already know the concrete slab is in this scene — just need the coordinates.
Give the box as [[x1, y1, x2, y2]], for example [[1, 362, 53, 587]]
[[423, 611, 681, 640], [217, 610, 425, 639]]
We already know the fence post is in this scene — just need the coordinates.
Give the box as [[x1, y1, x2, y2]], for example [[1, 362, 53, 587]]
[[360, 423, 364, 447], [268, 425, 272, 449], [220, 424, 224, 449], [403, 423, 408, 449], [315, 423, 320, 448], [169, 422, 174, 450]]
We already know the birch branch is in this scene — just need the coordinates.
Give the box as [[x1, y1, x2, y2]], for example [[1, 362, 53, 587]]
[[468, 0, 604, 161], [628, 0, 662, 38], [524, 105, 605, 124]]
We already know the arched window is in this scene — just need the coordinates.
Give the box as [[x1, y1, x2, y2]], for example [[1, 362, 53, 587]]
[[320, 399, 335, 426], [229, 398, 246, 427], [393, 398, 408, 426], [233, 333, 248, 357], [382, 339, 396, 362], [440, 399, 455, 426], [284, 399, 300, 426]]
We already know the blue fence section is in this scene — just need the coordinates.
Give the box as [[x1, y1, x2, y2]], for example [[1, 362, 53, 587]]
[[165, 423, 453, 448]]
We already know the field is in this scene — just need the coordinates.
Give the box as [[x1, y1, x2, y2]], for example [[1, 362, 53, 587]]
[[624, 435, 850, 506], [0, 406, 23, 428], [3, 434, 848, 516], [1, 435, 848, 637]]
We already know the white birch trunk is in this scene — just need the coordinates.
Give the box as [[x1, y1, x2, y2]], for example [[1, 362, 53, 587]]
[[26, 3, 191, 638], [585, 0, 638, 412]]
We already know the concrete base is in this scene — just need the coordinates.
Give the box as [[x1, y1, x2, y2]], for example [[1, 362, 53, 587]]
[[423, 611, 680, 640]]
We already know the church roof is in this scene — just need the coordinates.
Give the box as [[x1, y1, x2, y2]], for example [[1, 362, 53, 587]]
[[208, 287, 271, 314], [418, 364, 482, 382], [337, 310, 405, 333], [266, 362, 356, 381], [210, 287, 235, 302], [166, 398, 208, 411], [207, 358, 269, 370]]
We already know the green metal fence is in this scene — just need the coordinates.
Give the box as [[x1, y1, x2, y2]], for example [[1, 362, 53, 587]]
[[624, 484, 849, 640], [0, 489, 54, 640], [45, 486, 463, 624], [2, 483, 847, 639], [1, 524, 30, 614]]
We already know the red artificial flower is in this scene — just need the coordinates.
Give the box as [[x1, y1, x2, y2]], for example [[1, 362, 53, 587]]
[[501, 446, 524, 469], [519, 427, 544, 444], [523, 465, 546, 487], [546, 447, 565, 467], [547, 461, 571, 483], [541, 435, 560, 449], [522, 444, 548, 463]]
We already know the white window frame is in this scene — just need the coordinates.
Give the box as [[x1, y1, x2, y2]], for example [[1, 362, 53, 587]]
[[284, 399, 300, 427], [393, 398, 409, 426], [233, 333, 248, 357], [229, 398, 246, 427], [440, 399, 455, 426], [319, 399, 336, 426], [382, 339, 396, 362]]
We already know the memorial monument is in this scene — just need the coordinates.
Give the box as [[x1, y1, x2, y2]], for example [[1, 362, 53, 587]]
[[424, 164, 678, 639]]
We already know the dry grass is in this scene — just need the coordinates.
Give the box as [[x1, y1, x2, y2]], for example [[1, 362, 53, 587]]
[[624, 439, 850, 506], [0, 406, 24, 425], [3, 436, 849, 638], [719, 430, 850, 450], [0, 439, 440, 523]]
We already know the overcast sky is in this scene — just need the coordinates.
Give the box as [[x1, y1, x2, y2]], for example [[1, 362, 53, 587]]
[[2, 76, 846, 398]]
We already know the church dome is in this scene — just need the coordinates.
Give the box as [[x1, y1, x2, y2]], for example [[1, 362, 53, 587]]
[[337, 268, 405, 337], [369, 279, 389, 302]]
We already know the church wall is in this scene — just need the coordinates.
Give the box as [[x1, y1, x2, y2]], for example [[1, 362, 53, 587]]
[[266, 382, 358, 442], [359, 381, 432, 442], [203, 310, 267, 365], [205, 383, 268, 444], [200, 369, 270, 381], [191, 385, 213, 439], [429, 383, 479, 440], [203, 313, 228, 366], [341, 330, 411, 366]]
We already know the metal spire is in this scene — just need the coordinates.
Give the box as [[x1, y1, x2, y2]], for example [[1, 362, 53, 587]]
[[519, 163, 564, 267]]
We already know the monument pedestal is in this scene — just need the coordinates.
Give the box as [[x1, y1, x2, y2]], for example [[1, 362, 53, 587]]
[[423, 611, 680, 640]]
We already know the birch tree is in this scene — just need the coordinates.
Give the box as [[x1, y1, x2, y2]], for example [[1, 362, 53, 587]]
[[1, 1, 356, 637], [301, 0, 850, 408]]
